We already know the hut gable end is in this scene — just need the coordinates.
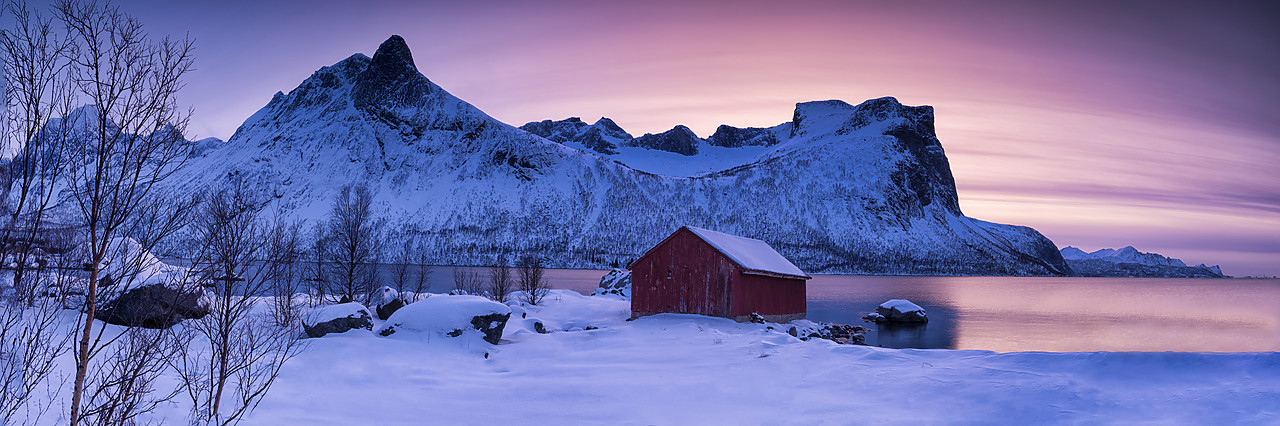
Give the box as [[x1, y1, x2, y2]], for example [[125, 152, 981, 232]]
[[630, 226, 808, 322]]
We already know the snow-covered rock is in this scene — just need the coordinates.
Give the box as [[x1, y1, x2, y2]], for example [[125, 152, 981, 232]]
[[97, 282, 211, 328], [592, 269, 631, 299], [373, 286, 404, 319], [786, 319, 867, 345], [873, 299, 928, 323], [90, 238, 210, 328], [149, 35, 1069, 276], [303, 302, 373, 338], [377, 295, 512, 344]]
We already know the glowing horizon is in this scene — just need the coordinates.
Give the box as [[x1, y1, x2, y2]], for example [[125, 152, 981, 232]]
[[105, 0, 1278, 275]]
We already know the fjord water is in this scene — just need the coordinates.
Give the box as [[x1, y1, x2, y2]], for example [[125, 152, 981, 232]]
[[524, 270, 1279, 353]]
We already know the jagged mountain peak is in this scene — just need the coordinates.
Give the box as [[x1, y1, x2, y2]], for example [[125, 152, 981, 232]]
[[353, 35, 436, 110], [158, 36, 1072, 276], [370, 35, 417, 72]]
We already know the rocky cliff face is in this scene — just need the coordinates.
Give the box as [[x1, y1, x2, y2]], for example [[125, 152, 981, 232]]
[[159, 35, 1070, 275]]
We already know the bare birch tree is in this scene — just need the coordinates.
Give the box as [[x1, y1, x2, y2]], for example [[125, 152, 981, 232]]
[[0, 0, 76, 306], [389, 235, 412, 299], [306, 222, 326, 307], [170, 183, 305, 425], [517, 254, 548, 305], [265, 212, 302, 327], [325, 184, 380, 304], [410, 240, 432, 302], [487, 254, 512, 303], [451, 267, 482, 296], [50, 0, 196, 423], [0, 297, 71, 425]]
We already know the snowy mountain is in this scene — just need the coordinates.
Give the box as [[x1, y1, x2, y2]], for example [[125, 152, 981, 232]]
[[155, 35, 1069, 275], [1060, 246, 1225, 278]]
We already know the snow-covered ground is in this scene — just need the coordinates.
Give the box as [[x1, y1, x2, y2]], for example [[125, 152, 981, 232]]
[[210, 290, 1277, 424]]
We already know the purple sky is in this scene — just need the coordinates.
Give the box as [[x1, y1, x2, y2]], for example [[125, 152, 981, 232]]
[[114, 0, 1277, 275]]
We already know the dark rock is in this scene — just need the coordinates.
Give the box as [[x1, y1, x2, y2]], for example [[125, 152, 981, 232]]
[[373, 286, 404, 319], [789, 321, 867, 345], [575, 126, 620, 155], [376, 298, 405, 320], [521, 117, 629, 155], [707, 125, 778, 148], [748, 312, 766, 324], [628, 125, 700, 155], [98, 283, 210, 329], [519, 117, 587, 142], [352, 35, 433, 110], [470, 312, 511, 344], [533, 321, 547, 334], [304, 303, 373, 338]]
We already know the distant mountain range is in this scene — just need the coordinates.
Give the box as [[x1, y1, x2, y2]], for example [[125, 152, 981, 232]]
[[1060, 246, 1225, 278], [47, 35, 1076, 275]]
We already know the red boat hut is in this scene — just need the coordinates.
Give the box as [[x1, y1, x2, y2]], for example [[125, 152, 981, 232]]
[[630, 226, 810, 322]]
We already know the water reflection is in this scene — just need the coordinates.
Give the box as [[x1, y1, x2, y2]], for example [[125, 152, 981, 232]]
[[549, 271, 1280, 353], [199, 263, 1278, 353]]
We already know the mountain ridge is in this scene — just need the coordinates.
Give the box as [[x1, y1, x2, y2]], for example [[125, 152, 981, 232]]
[[1061, 246, 1224, 278], [148, 35, 1070, 275]]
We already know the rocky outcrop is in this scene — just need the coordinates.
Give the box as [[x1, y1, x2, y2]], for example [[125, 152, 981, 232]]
[[303, 303, 374, 338], [467, 313, 510, 345], [519, 117, 629, 155], [98, 282, 210, 329], [787, 320, 868, 345], [592, 269, 631, 298], [628, 125, 701, 155], [706, 125, 778, 148]]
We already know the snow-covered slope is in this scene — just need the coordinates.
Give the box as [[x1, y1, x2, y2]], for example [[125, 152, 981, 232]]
[[161, 35, 1070, 275], [1060, 246, 1225, 278]]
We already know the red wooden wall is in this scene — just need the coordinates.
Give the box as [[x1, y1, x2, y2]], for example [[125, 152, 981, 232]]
[[631, 227, 806, 319]]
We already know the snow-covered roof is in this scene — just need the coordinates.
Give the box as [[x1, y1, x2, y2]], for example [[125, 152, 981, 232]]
[[684, 226, 810, 279]]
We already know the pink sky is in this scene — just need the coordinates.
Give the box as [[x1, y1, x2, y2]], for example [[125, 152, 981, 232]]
[[119, 0, 1277, 275]]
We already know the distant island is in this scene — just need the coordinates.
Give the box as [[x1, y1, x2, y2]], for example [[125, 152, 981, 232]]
[[1060, 246, 1226, 278]]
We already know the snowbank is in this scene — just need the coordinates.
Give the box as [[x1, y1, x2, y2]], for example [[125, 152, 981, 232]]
[[377, 295, 511, 344], [225, 291, 1278, 424]]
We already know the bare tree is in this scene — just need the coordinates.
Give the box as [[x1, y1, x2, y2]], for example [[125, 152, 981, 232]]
[[265, 212, 303, 327], [325, 184, 380, 304], [306, 223, 326, 307], [170, 183, 305, 425], [77, 326, 179, 426], [49, 0, 196, 423], [410, 240, 432, 302], [0, 0, 76, 307], [389, 235, 412, 300], [487, 255, 512, 303], [517, 254, 548, 305], [450, 267, 483, 296], [0, 297, 71, 425]]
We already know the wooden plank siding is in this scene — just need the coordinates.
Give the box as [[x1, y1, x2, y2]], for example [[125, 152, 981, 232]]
[[631, 227, 806, 322]]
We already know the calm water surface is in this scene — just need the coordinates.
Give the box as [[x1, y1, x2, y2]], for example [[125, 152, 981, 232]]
[[515, 269, 1278, 353]]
